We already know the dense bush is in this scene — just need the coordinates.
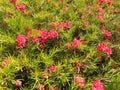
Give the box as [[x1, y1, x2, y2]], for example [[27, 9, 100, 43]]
[[0, 0, 120, 90]]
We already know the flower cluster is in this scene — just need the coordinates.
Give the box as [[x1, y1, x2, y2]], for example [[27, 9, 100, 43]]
[[97, 42, 112, 55], [49, 65, 57, 73], [0, 58, 8, 68], [92, 80, 104, 90], [57, 21, 71, 29], [16, 4, 26, 12], [9, 0, 17, 3], [9, 0, 27, 12], [74, 76, 86, 88], [14, 80, 22, 87], [65, 38, 81, 49], [97, 0, 113, 5], [16, 29, 59, 49], [16, 34, 27, 49], [1, 0, 120, 89], [38, 84, 45, 90], [104, 30, 112, 37], [48, 87, 59, 90]]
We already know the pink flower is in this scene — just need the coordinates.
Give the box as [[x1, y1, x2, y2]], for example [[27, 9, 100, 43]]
[[97, 43, 107, 51], [49, 87, 59, 90], [97, 42, 112, 55], [40, 29, 49, 43], [97, 15, 104, 22], [104, 47, 112, 55], [83, 21, 90, 27], [86, 10, 93, 15], [100, 25, 105, 31], [65, 38, 81, 49], [106, 0, 113, 5], [14, 80, 22, 87], [104, 30, 112, 37], [1, 58, 8, 67], [50, 65, 57, 72], [48, 29, 59, 39], [57, 21, 70, 29], [97, 0, 105, 4], [71, 38, 81, 48], [63, 6, 68, 13], [74, 76, 86, 88], [57, 22, 64, 29], [16, 4, 26, 12], [64, 22, 71, 28], [32, 36, 40, 43], [9, 0, 17, 3], [49, 87, 54, 90], [98, 8, 105, 14], [50, 22, 55, 28], [65, 43, 72, 49], [16, 34, 27, 49], [38, 84, 45, 90], [41, 70, 48, 79], [92, 80, 104, 90]]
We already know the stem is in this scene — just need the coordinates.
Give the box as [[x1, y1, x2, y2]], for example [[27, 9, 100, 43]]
[[31, 80, 38, 90]]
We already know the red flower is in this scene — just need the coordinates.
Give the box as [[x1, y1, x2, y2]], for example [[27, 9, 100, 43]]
[[65, 38, 81, 49], [9, 0, 17, 3], [97, 42, 112, 55], [38, 84, 45, 90], [97, 43, 107, 51], [57, 22, 64, 29], [50, 22, 55, 28], [32, 36, 40, 43], [71, 38, 81, 48], [97, 15, 104, 22], [16, 4, 26, 12], [104, 30, 112, 37], [104, 47, 112, 55], [54, 87, 59, 90], [40, 29, 49, 43], [49, 65, 57, 72], [65, 43, 72, 49], [83, 21, 90, 27], [16, 34, 27, 49], [98, 8, 105, 14], [106, 0, 113, 5], [64, 22, 71, 28], [14, 80, 22, 87], [63, 6, 68, 13], [74, 76, 86, 88], [97, 0, 105, 4], [86, 10, 93, 15], [92, 80, 104, 90], [48, 29, 59, 39], [118, 26, 120, 33], [57, 21, 70, 29]]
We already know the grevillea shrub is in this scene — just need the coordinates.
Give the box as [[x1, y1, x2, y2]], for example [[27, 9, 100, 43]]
[[0, 0, 120, 90]]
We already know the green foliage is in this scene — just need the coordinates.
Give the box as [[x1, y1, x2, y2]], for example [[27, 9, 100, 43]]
[[0, 0, 120, 90]]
